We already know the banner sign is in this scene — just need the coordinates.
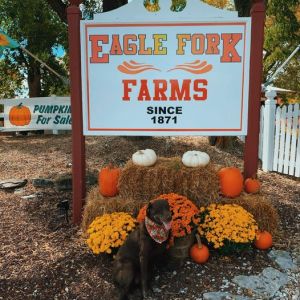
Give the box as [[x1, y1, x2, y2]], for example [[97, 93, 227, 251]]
[[80, 1, 251, 136], [0, 97, 71, 131]]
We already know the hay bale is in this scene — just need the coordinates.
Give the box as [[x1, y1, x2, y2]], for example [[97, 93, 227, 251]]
[[118, 157, 219, 207], [221, 193, 279, 235], [81, 186, 147, 233]]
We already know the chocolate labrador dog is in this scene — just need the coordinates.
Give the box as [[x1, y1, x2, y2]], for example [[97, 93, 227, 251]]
[[113, 199, 172, 300]]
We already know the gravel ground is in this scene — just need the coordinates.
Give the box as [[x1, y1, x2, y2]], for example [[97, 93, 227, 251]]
[[0, 134, 299, 300]]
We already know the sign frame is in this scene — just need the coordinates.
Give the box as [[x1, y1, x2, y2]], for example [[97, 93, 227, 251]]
[[80, 1, 252, 136]]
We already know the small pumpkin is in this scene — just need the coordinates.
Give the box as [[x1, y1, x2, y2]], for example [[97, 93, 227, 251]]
[[218, 167, 243, 198], [182, 150, 210, 167], [132, 149, 157, 167], [190, 234, 210, 264], [9, 103, 31, 126], [254, 230, 273, 250], [245, 178, 260, 194], [99, 165, 120, 197]]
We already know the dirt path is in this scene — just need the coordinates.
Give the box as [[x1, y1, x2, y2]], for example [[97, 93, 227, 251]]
[[0, 135, 299, 299]]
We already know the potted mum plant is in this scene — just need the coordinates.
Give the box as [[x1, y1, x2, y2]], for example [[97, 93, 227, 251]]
[[86, 212, 137, 255], [198, 203, 258, 255]]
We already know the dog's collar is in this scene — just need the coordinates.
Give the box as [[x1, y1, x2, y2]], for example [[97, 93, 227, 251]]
[[145, 217, 170, 244]]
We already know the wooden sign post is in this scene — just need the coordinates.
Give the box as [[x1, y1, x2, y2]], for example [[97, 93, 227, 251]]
[[67, 0, 86, 224], [244, 0, 266, 179], [67, 0, 265, 224]]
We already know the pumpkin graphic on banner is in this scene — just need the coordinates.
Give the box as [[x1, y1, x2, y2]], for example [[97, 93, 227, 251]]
[[9, 103, 31, 126]]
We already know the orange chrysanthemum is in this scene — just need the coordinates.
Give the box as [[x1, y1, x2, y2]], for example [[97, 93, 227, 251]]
[[137, 193, 200, 244]]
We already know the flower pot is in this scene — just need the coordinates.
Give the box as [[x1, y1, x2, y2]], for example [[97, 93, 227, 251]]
[[168, 234, 195, 260]]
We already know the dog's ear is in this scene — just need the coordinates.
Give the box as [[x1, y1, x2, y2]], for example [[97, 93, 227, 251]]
[[146, 202, 152, 216]]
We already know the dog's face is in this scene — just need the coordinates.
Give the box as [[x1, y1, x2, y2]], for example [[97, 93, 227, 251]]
[[146, 199, 172, 230]]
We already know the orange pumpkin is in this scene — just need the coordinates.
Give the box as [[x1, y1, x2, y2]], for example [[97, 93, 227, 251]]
[[245, 178, 260, 194], [218, 167, 243, 198], [190, 234, 210, 264], [254, 231, 272, 250], [9, 103, 31, 126], [99, 166, 120, 197]]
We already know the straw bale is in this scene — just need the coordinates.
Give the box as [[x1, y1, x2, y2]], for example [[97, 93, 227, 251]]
[[221, 193, 279, 234], [118, 157, 219, 207], [81, 186, 147, 233]]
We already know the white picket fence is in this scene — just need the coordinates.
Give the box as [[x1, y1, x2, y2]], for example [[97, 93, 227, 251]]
[[259, 90, 300, 177]]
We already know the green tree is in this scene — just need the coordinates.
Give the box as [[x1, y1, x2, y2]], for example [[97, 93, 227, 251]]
[[272, 59, 300, 103], [0, 0, 68, 97], [206, 0, 299, 147], [264, 1, 300, 97], [0, 59, 24, 98], [0, 0, 129, 98]]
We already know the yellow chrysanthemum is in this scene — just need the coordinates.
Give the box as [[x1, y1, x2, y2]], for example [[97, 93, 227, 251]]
[[86, 212, 137, 255], [198, 204, 258, 250]]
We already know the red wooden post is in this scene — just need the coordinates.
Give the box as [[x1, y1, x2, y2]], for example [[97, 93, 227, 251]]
[[244, 0, 265, 179], [67, 0, 86, 224]]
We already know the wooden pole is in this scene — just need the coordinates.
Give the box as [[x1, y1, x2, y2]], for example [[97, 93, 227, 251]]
[[67, 1, 86, 224], [244, 0, 265, 179]]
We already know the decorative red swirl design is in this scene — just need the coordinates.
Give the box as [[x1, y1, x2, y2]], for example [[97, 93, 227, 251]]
[[117, 60, 161, 74], [168, 60, 213, 74]]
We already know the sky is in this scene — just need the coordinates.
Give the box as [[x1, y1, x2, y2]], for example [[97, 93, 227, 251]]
[[52, 45, 65, 58]]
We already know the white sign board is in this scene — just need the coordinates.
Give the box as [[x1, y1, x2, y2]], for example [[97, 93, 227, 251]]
[[0, 97, 71, 131], [80, 0, 251, 136]]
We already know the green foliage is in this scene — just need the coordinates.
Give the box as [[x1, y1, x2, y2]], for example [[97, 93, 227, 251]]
[[0, 58, 24, 98], [0, 0, 69, 97], [264, 0, 300, 97], [217, 240, 253, 255], [170, 0, 186, 12], [82, 0, 103, 19], [83, 0, 128, 17], [273, 59, 300, 103]]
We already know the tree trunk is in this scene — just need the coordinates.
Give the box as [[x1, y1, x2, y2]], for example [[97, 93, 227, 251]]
[[28, 62, 41, 97]]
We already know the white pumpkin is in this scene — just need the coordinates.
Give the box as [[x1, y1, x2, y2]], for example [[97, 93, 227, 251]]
[[132, 149, 157, 167], [182, 151, 210, 167]]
